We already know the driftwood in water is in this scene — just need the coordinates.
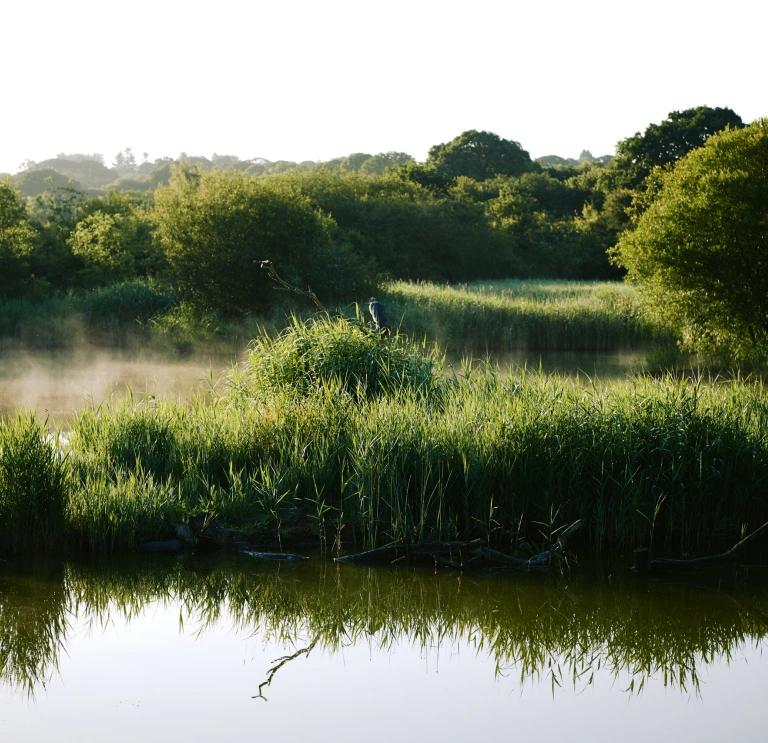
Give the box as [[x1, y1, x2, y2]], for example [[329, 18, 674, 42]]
[[240, 550, 309, 562], [335, 522, 584, 571], [645, 521, 768, 572], [334, 539, 483, 566]]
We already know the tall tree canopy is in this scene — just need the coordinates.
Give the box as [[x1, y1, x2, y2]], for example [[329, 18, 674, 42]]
[[613, 119, 768, 360], [0, 180, 34, 296], [613, 106, 744, 189], [427, 130, 537, 181]]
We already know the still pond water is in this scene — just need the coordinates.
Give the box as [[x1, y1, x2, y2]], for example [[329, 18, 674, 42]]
[[1, 555, 766, 742]]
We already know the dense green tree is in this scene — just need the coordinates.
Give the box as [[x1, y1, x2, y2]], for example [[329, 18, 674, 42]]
[[0, 180, 34, 295], [154, 166, 370, 315], [26, 185, 86, 289], [68, 191, 160, 286], [612, 106, 744, 189], [613, 120, 768, 359], [427, 130, 538, 181]]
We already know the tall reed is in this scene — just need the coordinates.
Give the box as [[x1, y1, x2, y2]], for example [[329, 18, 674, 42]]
[[0, 414, 69, 553]]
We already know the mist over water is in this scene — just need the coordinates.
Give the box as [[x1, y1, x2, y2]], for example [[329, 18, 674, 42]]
[[0, 348, 236, 421], [0, 346, 648, 422]]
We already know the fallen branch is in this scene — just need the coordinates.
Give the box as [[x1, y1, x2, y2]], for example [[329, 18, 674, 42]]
[[334, 527, 584, 572], [647, 521, 768, 572]]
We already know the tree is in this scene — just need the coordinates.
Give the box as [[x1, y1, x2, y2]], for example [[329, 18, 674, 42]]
[[68, 191, 160, 286], [612, 120, 768, 359], [427, 130, 537, 181], [612, 106, 744, 189], [0, 179, 34, 295], [153, 166, 370, 316]]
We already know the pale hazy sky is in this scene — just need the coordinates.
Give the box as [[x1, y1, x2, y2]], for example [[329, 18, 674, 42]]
[[2, 0, 766, 174]]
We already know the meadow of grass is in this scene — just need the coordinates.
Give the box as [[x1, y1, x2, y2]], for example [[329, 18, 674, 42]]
[[0, 278, 671, 355], [381, 279, 671, 352], [1, 318, 766, 556]]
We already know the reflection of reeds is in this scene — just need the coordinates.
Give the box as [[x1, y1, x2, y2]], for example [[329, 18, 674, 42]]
[[4, 556, 767, 698], [0, 560, 68, 695]]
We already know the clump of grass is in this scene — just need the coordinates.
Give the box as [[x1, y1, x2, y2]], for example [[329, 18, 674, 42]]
[[239, 315, 442, 400], [65, 468, 182, 552], [0, 414, 69, 554]]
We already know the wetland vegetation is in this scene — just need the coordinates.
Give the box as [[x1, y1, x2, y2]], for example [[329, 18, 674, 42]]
[[1, 318, 767, 557]]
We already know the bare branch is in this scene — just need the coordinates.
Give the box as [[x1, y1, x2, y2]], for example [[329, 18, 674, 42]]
[[259, 260, 330, 315]]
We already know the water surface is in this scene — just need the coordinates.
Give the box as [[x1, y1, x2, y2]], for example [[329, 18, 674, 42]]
[[1, 556, 766, 742]]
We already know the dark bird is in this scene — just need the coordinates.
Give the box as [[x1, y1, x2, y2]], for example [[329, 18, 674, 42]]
[[368, 297, 389, 334]]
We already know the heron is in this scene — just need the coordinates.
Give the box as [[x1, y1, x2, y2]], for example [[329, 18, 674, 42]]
[[368, 297, 389, 335]]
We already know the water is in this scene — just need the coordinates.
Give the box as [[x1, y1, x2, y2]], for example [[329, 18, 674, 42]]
[[0, 348, 648, 421], [0, 350, 234, 420], [1, 555, 766, 742]]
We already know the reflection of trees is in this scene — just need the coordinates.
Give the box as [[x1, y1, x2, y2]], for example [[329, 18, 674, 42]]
[[2, 556, 768, 698]]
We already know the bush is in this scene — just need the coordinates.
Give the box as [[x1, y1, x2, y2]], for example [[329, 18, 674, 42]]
[[240, 316, 441, 400], [613, 119, 768, 361]]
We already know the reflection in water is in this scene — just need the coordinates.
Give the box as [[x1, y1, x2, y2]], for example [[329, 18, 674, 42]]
[[2, 555, 766, 700]]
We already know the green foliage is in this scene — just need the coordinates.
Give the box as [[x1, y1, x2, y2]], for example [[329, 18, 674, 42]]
[[0, 414, 69, 554], [67, 192, 159, 287], [428, 129, 538, 181], [12, 169, 83, 198], [381, 279, 666, 351], [243, 316, 441, 399], [613, 106, 744, 189], [154, 166, 370, 316], [54, 370, 768, 554], [613, 120, 768, 360], [0, 180, 34, 296]]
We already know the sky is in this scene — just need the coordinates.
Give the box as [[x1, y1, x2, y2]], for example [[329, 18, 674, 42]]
[[2, 0, 766, 174]]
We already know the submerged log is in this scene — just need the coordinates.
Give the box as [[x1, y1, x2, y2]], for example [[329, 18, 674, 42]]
[[334, 539, 483, 566], [334, 524, 584, 571], [633, 548, 650, 573], [647, 521, 768, 572], [240, 550, 309, 561], [139, 540, 182, 552]]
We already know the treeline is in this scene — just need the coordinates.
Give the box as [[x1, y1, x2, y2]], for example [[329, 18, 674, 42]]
[[0, 106, 744, 318]]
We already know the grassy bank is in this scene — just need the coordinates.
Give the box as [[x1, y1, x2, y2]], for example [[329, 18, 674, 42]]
[[1, 318, 766, 556], [381, 279, 670, 352], [0, 278, 671, 355]]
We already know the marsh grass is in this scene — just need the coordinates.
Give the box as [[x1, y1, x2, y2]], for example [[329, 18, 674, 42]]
[[381, 279, 672, 352], [3, 319, 767, 555], [0, 414, 69, 554], [0, 279, 673, 357]]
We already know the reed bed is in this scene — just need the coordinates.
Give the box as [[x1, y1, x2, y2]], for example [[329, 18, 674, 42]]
[[0, 279, 671, 356], [381, 279, 670, 352], [1, 318, 765, 556]]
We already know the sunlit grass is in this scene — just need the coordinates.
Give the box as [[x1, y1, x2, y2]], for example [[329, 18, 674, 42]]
[[381, 278, 670, 352]]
